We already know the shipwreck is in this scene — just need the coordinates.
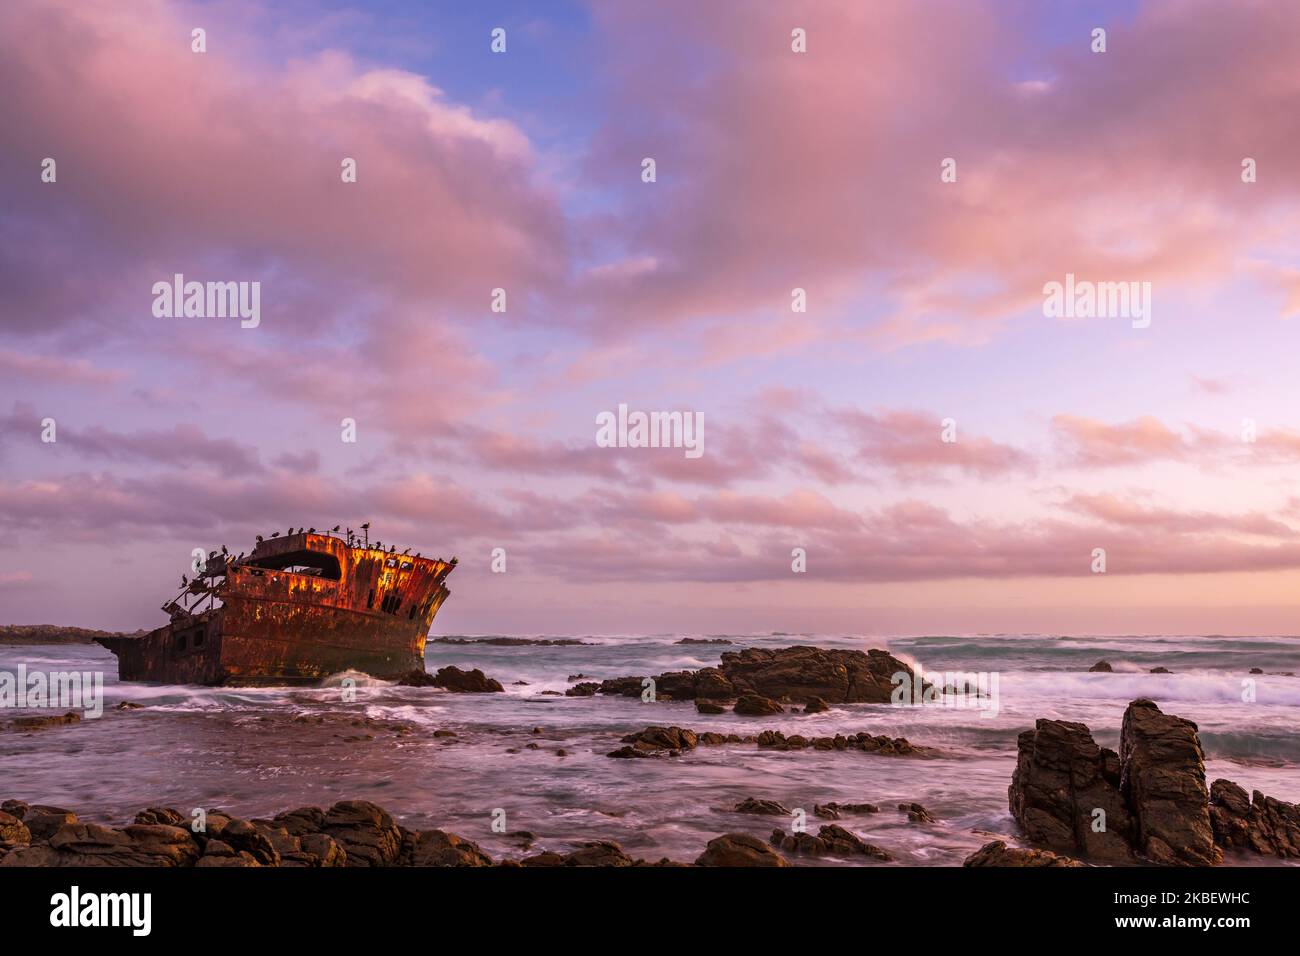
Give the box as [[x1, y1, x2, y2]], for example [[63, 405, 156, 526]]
[[96, 528, 455, 686]]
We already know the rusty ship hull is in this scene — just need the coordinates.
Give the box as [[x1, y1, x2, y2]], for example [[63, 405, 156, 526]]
[[97, 532, 453, 686]]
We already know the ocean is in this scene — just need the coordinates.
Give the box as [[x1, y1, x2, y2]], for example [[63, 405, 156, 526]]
[[2, 632, 1298, 866]]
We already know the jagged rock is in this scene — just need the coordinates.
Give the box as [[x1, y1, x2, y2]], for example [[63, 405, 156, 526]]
[[400, 829, 493, 866], [733, 797, 790, 815], [322, 800, 402, 867], [771, 824, 893, 860], [598, 645, 919, 704], [0, 811, 30, 851], [134, 807, 185, 827], [618, 725, 698, 753], [1249, 668, 1264, 675], [963, 840, 1083, 867], [1008, 718, 1134, 863], [606, 745, 657, 758], [396, 669, 438, 687], [1, 822, 200, 867], [565, 682, 599, 697], [21, 806, 78, 841], [898, 802, 936, 824], [1088, 660, 1113, 672], [1120, 699, 1220, 866], [196, 839, 261, 867], [696, 833, 789, 867], [1149, 667, 1172, 674], [293, 832, 346, 866], [431, 666, 503, 693], [803, 696, 828, 714], [734, 694, 784, 716], [696, 699, 726, 714], [273, 806, 326, 836], [519, 851, 567, 866], [1208, 779, 1300, 858]]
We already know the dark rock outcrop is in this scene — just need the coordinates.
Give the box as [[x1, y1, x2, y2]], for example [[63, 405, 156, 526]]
[[1120, 699, 1220, 866], [734, 694, 784, 716], [617, 725, 698, 754], [803, 696, 829, 714], [400, 829, 493, 866], [695, 699, 726, 714], [599, 644, 920, 704], [695, 832, 789, 867], [396, 669, 438, 687], [565, 682, 599, 697], [430, 666, 504, 693], [771, 824, 893, 860], [733, 797, 790, 816], [1208, 779, 1300, 858], [321, 800, 403, 867], [1088, 660, 1113, 673], [1009, 718, 1134, 863], [963, 840, 1083, 867]]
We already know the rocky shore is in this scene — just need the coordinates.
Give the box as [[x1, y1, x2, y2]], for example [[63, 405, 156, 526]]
[[0, 798, 816, 867], [969, 697, 1300, 867]]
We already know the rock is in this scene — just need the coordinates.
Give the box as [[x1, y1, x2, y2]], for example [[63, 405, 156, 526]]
[[771, 824, 893, 860], [431, 666, 504, 693], [606, 746, 656, 758], [396, 669, 438, 687], [563, 841, 635, 867], [294, 833, 346, 866], [963, 840, 1083, 867], [814, 802, 878, 819], [220, 818, 281, 865], [1208, 779, 1300, 858], [898, 802, 936, 824], [675, 638, 732, 645], [273, 806, 326, 836], [519, 851, 566, 867], [1, 822, 200, 867], [618, 725, 698, 753], [400, 829, 493, 866], [565, 682, 599, 697], [1149, 667, 1172, 674], [134, 807, 185, 827], [22, 806, 78, 841], [696, 833, 789, 867], [803, 696, 828, 714], [734, 694, 784, 716], [1120, 699, 1220, 866], [7, 711, 82, 730], [695, 699, 726, 714], [733, 797, 790, 815], [322, 800, 402, 867], [1008, 718, 1134, 863], [1249, 667, 1264, 675], [115, 701, 143, 710], [1088, 660, 1113, 673], [196, 839, 261, 867], [0, 811, 30, 851], [598, 644, 920, 704]]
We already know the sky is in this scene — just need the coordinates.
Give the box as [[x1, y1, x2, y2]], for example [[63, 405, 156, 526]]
[[3, 0, 1300, 636]]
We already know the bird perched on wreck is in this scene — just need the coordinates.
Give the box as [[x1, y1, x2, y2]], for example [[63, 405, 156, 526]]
[[331, 525, 340, 532], [255, 535, 264, 543], [307, 527, 315, 534], [180, 574, 188, 587], [220, 545, 229, 556], [270, 532, 280, 538]]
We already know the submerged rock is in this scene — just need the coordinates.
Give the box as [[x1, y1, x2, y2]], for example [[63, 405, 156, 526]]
[[431, 666, 504, 693], [1088, 660, 1113, 673], [771, 824, 893, 860], [734, 694, 784, 716]]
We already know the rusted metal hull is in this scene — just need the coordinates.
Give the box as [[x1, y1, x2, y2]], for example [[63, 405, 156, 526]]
[[96, 532, 453, 686]]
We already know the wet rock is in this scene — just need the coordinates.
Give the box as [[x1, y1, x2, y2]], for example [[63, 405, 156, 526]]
[[565, 682, 599, 697], [733, 797, 791, 815], [431, 666, 504, 693], [22, 806, 78, 841], [564, 841, 635, 867], [1249, 667, 1264, 675], [963, 840, 1083, 867], [696, 699, 726, 714], [273, 806, 326, 836], [397, 669, 439, 687], [115, 701, 144, 710], [0, 811, 30, 851], [322, 800, 402, 867], [606, 746, 656, 758], [1, 822, 200, 867], [196, 839, 261, 867], [1149, 667, 1172, 674], [771, 824, 893, 860], [618, 725, 698, 753], [815, 802, 879, 819], [696, 833, 789, 867], [293, 832, 346, 866], [1208, 779, 1300, 858], [400, 829, 493, 866], [734, 694, 784, 717], [519, 851, 567, 866], [803, 696, 828, 714], [898, 802, 936, 824], [1120, 699, 1220, 866], [693, 667, 736, 699], [1008, 718, 1135, 863], [7, 711, 82, 731], [134, 807, 185, 827], [1088, 660, 1113, 673]]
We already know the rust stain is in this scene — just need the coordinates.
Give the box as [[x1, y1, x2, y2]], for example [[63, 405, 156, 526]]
[[96, 530, 456, 686]]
